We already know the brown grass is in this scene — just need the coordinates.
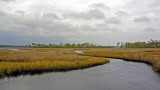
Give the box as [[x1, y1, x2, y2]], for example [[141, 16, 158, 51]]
[[80, 48, 160, 72], [0, 48, 109, 78]]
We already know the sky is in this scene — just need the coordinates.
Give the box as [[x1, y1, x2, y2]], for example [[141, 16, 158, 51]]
[[0, 0, 160, 45]]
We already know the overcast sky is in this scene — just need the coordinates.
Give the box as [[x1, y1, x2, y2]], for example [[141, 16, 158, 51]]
[[0, 0, 160, 45]]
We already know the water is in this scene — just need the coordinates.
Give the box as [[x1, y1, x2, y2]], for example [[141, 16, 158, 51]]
[[0, 46, 24, 51], [0, 58, 160, 90], [74, 50, 84, 54], [0, 47, 19, 51]]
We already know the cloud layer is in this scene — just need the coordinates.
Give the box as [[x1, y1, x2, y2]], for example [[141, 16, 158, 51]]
[[0, 0, 160, 45]]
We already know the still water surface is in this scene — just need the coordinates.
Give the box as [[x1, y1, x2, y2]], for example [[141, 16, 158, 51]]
[[0, 58, 160, 90]]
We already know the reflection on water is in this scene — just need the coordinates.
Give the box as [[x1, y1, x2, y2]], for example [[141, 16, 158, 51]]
[[0, 48, 19, 51], [74, 50, 84, 54], [0, 59, 160, 90]]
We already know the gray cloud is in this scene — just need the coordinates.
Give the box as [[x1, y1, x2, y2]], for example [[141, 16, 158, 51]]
[[115, 11, 128, 16], [63, 12, 91, 20], [0, 11, 6, 16], [95, 23, 121, 33], [106, 17, 122, 24], [43, 13, 59, 19], [90, 3, 109, 10], [133, 16, 151, 22], [15, 10, 25, 15], [0, 12, 81, 39], [144, 27, 156, 32], [63, 9, 105, 20], [88, 9, 105, 19], [109, 28, 120, 33], [95, 23, 106, 27], [0, 31, 71, 45], [0, 0, 160, 45], [95, 23, 111, 31], [79, 25, 96, 31], [100, 26, 121, 32], [0, 0, 15, 2]]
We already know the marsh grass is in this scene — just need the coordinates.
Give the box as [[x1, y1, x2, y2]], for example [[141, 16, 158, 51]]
[[0, 48, 109, 78], [80, 48, 160, 72]]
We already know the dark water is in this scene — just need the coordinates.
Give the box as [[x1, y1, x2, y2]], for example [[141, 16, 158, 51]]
[[0, 58, 160, 90]]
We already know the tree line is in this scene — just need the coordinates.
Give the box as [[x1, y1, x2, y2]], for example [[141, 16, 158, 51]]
[[26, 39, 160, 48], [117, 39, 160, 48], [26, 43, 114, 48]]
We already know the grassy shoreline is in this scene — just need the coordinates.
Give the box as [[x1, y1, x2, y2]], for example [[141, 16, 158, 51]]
[[0, 60, 108, 78], [1, 48, 159, 78], [79, 48, 160, 72], [0, 48, 109, 78]]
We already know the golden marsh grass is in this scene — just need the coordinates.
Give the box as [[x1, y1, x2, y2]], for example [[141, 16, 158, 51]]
[[80, 48, 160, 72], [0, 48, 109, 78]]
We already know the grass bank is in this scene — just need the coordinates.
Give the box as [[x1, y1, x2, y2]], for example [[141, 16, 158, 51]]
[[79, 48, 160, 72], [0, 48, 109, 78]]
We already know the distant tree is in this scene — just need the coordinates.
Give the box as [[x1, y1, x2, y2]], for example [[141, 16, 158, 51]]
[[116, 42, 120, 48], [118, 39, 160, 48], [26, 43, 114, 48]]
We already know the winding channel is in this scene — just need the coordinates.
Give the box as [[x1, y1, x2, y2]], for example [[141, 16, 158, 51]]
[[0, 50, 160, 90]]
